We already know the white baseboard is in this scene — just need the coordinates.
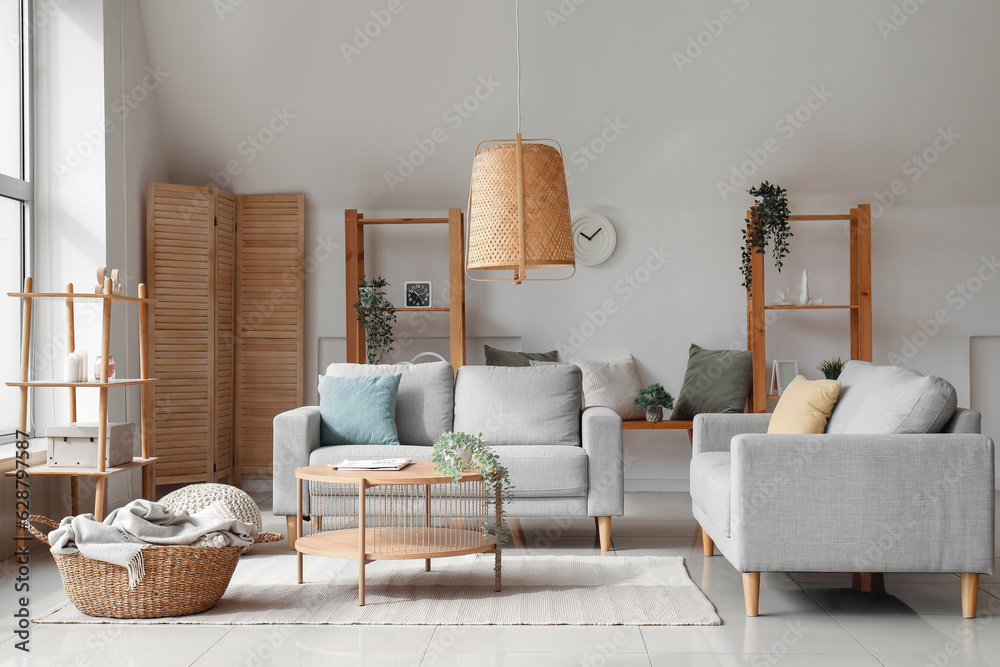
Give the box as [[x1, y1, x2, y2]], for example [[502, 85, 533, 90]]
[[625, 479, 690, 493]]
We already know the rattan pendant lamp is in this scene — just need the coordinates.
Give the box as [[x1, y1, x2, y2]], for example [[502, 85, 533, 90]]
[[466, 0, 575, 285]]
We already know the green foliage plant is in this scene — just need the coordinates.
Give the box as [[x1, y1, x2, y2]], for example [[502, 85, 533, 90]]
[[818, 356, 847, 380], [741, 181, 792, 294], [353, 275, 396, 364], [633, 383, 675, 411]]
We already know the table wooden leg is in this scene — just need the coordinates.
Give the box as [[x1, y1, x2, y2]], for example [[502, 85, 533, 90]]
[[94, 478, 106, 521], [358, 480, 367, 606], [425, 558, 431, 572], [296, 477, 303, 582]]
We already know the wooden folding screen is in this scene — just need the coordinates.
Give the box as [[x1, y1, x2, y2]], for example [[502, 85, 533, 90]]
[[146, 183, 303, 487]]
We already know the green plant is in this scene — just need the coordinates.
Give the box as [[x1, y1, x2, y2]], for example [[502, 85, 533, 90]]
[[353, 275, 396, 364], [818, 356, 846, 380], [432, 431, 513, 551], [741, 181, 792, 294], [633, 383, 674, 411]]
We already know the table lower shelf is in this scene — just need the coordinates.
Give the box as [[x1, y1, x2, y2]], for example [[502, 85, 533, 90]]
[[296, 526, 498, 560]]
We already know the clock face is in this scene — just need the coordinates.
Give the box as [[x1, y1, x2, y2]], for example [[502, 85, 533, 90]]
[[404, 281, 431, 308], [572, 213, 617, 266]]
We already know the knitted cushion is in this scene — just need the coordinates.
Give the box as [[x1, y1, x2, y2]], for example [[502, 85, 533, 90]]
[[159, 483, 263, 553]]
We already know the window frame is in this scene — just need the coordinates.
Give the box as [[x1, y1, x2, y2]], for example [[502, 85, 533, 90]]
[[0, 0, 33, 444]]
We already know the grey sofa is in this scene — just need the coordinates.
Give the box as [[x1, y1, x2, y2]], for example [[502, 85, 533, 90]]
[[272, 361, 624, 550], [691, 361, 995, 618]]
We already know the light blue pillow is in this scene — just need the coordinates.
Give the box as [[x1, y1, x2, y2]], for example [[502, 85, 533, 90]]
[[318, 374, 401, 446]]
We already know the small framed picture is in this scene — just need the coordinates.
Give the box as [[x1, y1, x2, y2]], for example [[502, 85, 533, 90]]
[[770, 360, 799, 396], [404, 281, 432, 308]]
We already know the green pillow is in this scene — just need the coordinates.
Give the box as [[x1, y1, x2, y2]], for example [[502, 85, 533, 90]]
[[484, 344, 558, 367], [670, 344, 753, 420], [318, 374, 401, 446]]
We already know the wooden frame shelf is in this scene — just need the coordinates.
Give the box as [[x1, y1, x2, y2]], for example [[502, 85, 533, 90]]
[[746, 204, 872, 413], [9, 278, 157, 522], [345, 208, 466, 373]]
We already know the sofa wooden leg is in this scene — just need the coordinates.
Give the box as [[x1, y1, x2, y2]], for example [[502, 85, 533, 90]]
[[701, 528, 714, 557], [853, 572, 885, 594], [961, 573, 979, 619], [743, 572, 760, 617], [286, 515, 297, 551], [597, 516, 612, 551], [509, 518, 526, 549]]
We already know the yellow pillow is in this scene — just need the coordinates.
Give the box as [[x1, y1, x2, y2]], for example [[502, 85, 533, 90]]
[[767, 375, 842, 434]]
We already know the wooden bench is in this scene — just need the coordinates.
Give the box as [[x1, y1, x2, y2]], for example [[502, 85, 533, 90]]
[[622, 419, 694, 443]]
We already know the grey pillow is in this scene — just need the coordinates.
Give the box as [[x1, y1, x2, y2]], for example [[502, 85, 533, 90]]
[[825, 360, 958, 434], [484, 344, 558, 367], [670, 344, 753, 420]]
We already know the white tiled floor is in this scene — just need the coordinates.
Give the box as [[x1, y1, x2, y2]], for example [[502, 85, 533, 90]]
[[1, 491, 998, 666]]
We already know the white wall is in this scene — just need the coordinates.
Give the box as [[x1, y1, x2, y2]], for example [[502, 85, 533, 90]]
[[133, 0, 1000, 488]]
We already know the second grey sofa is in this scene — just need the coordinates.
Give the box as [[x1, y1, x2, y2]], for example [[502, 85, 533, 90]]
[[272, 361, 624, 550]]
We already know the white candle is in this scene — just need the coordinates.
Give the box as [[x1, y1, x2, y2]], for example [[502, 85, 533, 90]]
[[65, 353, 81, 382]]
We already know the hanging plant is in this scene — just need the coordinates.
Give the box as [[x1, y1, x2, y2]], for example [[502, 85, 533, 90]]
[[432, 431, 513, 553], [353, 275, 396, 364], [741, 181, 792, 294]]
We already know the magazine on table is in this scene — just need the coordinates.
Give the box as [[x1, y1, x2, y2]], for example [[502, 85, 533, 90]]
[[331, 458, 413, 471]]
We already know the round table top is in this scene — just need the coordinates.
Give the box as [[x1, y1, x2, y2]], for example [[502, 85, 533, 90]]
[[295, 460, 483, 486]]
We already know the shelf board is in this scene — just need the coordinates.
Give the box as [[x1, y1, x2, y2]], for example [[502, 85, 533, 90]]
[[622, 420, 693, 430], [394, 307, 449, 312], [764, 305, 859, 310], [787, 214, 855, 221], [359, 218, 450, 225], [4, 457, 157, 477], [6, 378, 158, 388], [8, 291, 155, 304]]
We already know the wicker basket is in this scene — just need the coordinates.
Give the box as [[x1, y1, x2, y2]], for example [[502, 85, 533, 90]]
[[27, 515, 283, 618]]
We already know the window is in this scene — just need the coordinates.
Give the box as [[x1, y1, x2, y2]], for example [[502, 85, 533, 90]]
[[0, 0, 31, 443]]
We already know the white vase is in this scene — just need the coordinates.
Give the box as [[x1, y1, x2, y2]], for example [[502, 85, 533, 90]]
[[645, 407, 663, 423]]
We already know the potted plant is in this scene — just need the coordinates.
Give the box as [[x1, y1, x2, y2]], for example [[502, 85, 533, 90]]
[[432, 431, 513, 550], [741, 181, 792, 294], [818, 356, 846, 380], [353, 275, 396, 364], [633, 383, 674, 422]]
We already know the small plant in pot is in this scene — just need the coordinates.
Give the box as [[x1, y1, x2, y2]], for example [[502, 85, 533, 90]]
[[432, 432, 513, 551], [633, 383, 674, 423], [353, 275, 396, 364], [818, 356, 846, 380]]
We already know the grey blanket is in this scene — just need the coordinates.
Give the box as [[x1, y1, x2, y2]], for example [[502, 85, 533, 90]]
[[49, 500, 257, 588]]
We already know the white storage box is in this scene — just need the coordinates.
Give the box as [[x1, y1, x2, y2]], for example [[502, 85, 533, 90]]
[[46, 422, 135, 468]]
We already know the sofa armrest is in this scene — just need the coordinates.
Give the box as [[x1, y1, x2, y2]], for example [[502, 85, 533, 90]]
[[272, 406, 322, 516], [581, 407, 624, 517], [728, 433, 995, 574], [692, 413, 772, 456]]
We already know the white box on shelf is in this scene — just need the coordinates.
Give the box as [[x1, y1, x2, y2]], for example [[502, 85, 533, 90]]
[[45, 422, 135, 468]]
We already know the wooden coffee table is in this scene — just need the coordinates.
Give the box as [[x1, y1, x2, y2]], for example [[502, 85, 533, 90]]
[[294, 461, 501, 605]]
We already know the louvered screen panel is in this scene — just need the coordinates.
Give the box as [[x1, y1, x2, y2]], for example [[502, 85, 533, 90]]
[[214, 190, 237, 480], [146, 183, 215, 484], [235, 195, 305, 481]]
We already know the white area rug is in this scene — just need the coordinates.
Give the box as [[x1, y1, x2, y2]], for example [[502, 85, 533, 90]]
[[35, 554, 720, 626]]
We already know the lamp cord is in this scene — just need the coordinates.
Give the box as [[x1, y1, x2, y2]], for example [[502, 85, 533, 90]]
[[515, 0, 520, 133]]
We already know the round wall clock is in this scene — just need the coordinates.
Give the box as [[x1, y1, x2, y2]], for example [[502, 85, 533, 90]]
[[572, 213, 617, 266]]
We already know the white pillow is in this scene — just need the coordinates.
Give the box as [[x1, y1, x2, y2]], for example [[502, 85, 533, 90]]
[[570, 355, 644, 420]]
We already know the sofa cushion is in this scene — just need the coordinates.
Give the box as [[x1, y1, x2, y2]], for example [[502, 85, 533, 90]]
[[767, 375, 842, 434], [826, 361, 958, 434], [318, 374, 401, 446], [324, 361, 454, 446], [690, 452, 732, 538], [671, 344, 753, 420], [454, 365, 582, 447], [484, 344, 558, 367], [571, 355, 645, 421]]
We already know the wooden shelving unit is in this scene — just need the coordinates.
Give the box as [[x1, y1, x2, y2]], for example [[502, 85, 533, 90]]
[[344, 209, 466, 372], [746, 204, 872, 412], [4, 277, 158, 520]]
